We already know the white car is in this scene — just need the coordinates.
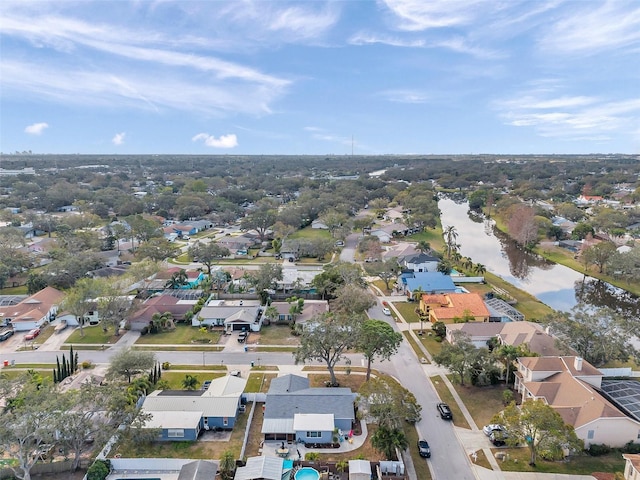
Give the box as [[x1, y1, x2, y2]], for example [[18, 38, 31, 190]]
[[382, 307, 391, 316], [482, 424, 505, 436]]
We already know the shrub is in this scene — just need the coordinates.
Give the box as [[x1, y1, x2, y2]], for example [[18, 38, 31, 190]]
[[87, 459, 111, 480], [162, 361, 171, 370], [502, 389, 514, 405], [82, 360, 93, 369], [588, 444, 612, 456], [305, 452, 320, 461], [623, 441, 640, 454]]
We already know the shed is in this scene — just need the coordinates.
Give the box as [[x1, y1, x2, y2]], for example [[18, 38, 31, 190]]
[[348, 460, 371, 480], [177, 460, 218, 480]]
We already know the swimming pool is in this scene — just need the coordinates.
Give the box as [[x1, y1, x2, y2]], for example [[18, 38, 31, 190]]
[[294, 466, 320, 480]]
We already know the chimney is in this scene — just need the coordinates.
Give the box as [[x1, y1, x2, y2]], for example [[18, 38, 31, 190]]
[[574, 356, 583, 371]]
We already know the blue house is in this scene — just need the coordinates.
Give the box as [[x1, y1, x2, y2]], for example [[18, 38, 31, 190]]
[[404, 272, 458, 298], [262, 374, 355, 443], [141, 375, 247, 441]]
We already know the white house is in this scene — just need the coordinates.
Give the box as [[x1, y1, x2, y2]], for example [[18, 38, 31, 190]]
[[0, 287, 64, 331], [195, 299, 263, 332], [515, 356, 640, 447]]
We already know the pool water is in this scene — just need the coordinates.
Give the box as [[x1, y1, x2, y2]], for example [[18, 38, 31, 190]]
[[295, 467, 320, 480]]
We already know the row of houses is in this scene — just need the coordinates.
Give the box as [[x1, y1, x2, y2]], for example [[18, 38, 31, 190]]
[[443, 320, 640, 448]]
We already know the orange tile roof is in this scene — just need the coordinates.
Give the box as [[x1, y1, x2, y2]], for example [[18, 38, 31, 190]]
[[430, 293, 489, 320]]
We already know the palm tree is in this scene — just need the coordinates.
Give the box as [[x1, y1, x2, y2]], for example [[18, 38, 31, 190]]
[[444, 225, 458, 259], [165, 269, 188, 289], [474, 263, 487, 275], [181, 374, 200, 390], [495, 345, 519, 384], [463, 257, 474, 271], [451, 251, 462, 263], [416, 241, 431, 254]]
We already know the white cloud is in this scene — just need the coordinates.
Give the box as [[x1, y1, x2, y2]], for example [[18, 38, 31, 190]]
[[192, 132, 238, 149], [382, 0, 487, 30], [24, 122, 49, 135], [539, 1, 640, 55], [349, 32, 425, 47], [495, 84, 640, 141], [112, 132, 126, 145], [379, 89, 430, 104]]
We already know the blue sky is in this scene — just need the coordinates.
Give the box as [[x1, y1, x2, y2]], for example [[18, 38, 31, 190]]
[[1, 0, 639, 155]]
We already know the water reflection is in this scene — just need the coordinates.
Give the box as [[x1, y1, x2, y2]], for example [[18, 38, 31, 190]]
[[438, 197, 639, 314]]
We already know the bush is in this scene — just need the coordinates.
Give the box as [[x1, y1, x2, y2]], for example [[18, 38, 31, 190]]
[[82, 360, 93, 369], [623, 441, 640, 454], [162, 361, 171, 370], [87, 459, 111, 480], [305, 452, 320, 461], [588, 443, 612, 456], [502, 389, 514, 405]]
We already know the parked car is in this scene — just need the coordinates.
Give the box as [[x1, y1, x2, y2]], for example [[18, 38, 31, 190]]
[[335, 240, 344, 247], [0, 329, 14, 341], [382, 307, 391, 316], [201, 380, 212, 390], [417, 439, 431, 458], [24, 328, 41, 340], [437, 402, 453, 420], [482, 424, 505, 436], [237, 332, 248, 343], [490, 430, 509, 446], [229, 370, 241, 377]]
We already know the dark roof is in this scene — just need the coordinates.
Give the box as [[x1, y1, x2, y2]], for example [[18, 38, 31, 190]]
[[157, 390, 204, 397], [268, 374, 309, 393], [265, 387, 355, 421], [178, 460, 218, 480], [404, 253, 439, 264]]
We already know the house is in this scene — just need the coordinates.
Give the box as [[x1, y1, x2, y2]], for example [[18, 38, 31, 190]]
[[57, 301, 100, 327], [445, 321, 568, 355], [141, 375, 247, 440], [514, 356, 640, 447], [155, 267, 206, 289], [419, 292, 489, 323], [218, 235, 258, 255], [445, 322, 504, 348], [195, 299, 263, 332], [311, 219, 328, 230], [268, 300, 328, 324], [623, 454, 640, 480], [401, 252, 439, 273], [382, 242, 418, 262], [0, 286, 64, 331], [279, 240, 300, 261], [127, 294, 198, 331], [383, 206, 405, 222], [177, 460, 218, 480], [262, 374, 356, 443], [57, 205, 79, 213], [277, 265, 318, 292], [370, 223, 410, 243], [234, 456, 288, 480], [403, 272, 458, 298]]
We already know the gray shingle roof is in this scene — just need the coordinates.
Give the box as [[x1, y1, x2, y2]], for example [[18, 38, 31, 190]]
[[177, 460, 218, 480], [264, 388, 355, 421], [268, 374, 309, 393]]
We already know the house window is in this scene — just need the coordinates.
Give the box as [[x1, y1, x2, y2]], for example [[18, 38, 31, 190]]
[[587, 430, 594, 440], [167, 429, 185, 438], [637, 430, 640, 439], [223, 417, 229, 427], [306, 431, 321, 438]]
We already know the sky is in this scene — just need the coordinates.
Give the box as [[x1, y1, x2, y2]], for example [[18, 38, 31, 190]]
[[1, 0, 639, 155]]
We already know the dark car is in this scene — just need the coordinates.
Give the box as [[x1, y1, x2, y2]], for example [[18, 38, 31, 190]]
[[437, 402, 453, 420], [0, 329, 14, 341], [417, 439, 431, 458], [490, 430, 509, 447]]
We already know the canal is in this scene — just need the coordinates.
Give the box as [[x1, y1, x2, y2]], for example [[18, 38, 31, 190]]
[[438, 197, 639, 317]]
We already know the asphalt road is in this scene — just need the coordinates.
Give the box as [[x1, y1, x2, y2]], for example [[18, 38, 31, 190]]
[[367, 301, 476, 480]]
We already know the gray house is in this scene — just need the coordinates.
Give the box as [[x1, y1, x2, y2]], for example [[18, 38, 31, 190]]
[[141, 375, 247, 441], [262, 374, 355, 443], [195, 299, 263, 332]]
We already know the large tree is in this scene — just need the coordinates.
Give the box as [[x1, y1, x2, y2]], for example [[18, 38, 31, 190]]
[[581, 240, 617, 273], [433, 331, 484, 386], [107, 347, 156, 383], [443, 225, 458, 259], [294, 312, 360, 386], [0, 375, 59, 480], [506, 204, 538, 248], [364, 258, 400, 291], [96, 281, 134, 335], [240, 204, 277, 242], [494, 400, 582, 466], [331, 284, 376, 316], [135, 238, 180, 262], [545, 305, 638, 367], [60, 277, 99, 338], [357, 320, 403, 381], [188, 241, 231, 276]]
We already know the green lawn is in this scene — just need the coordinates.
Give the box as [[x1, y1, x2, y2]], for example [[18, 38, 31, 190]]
[[253, 324, 300, 345], [289, 226, 332, 240], [392, 301, 420, 322], [450, 382, 510, 428], [429, 375, 471, 429], [135, 324, 222, 345], [407, 226, 445, 252], [159, 371, 226, 389], [65, 325, 121, 344], [244, 373, 277, 393], [482, 272, 554, 322], [498, 447, 624, 475], [418, 334, 444, 358]]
